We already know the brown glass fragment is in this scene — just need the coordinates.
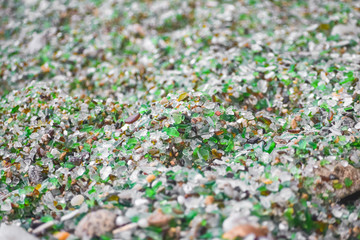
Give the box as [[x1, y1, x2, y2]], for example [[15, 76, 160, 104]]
[[288, 129, 301, 133], [124, 113, 141, 124]]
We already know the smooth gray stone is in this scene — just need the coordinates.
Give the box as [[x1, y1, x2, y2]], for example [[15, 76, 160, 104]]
[[0, 224, 38, 240]]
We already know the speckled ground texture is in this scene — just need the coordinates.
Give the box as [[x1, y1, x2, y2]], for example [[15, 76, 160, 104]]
[[1, 0, 360, 239]]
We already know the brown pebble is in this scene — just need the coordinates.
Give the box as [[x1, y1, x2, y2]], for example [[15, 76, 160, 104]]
[[53, 231, 70, 240], [41, 134, 51, 144], [59, 152, 67, 161], [288, 129, 301, 133], [168, 227, 180, 239], [223, 224, 268, 239], [204, 195, 215, 205], [41, 64, 50, 73], [146, 174, 156, 183], [37, 147, 46, 157], [301, 193, 309, 200], [124, 113, 141, 124], [148, 209, 172, 227], [211, 149, 222, 159]]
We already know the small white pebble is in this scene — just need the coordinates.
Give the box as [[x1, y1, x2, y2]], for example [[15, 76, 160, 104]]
[[71, 195, 85, 206], [340, 161, 349, 167], [177, 195, 185, 205], [50, 148, 61, 158], [134, 199, 149, 207], [138, 218, 149, 228], [279, 221, 288, 231], [349, 212, 358, 222], [116, 216, 130, 226]]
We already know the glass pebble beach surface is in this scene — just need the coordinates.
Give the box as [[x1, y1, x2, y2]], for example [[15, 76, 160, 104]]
[[0, 0, 360, 239]]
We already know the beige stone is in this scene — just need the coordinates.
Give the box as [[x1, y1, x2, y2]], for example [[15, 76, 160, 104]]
[[223, 224, 268, 239], [75, 209, 116, 238], [204, 195, 215, 205], [148, 209, 172, 227], [314, 163, 360, 200], [146, 174, 156, 183]]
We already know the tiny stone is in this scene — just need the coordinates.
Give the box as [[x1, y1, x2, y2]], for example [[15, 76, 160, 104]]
[[71, 195, 85, 206], [53, 232, 70, 240], [0, 224, 39, 240], [68, 156, 82, 166], [349, 212, 358, 222], [124, 113, 141, 124], [332, 207, 343, 218], [59, 152, 67, 161], [314, 163, 360, 200], [23, 147, 30, 153], [80, 152, 90, 161], [113, 223, 138, 234], [41, 134, 50, 144], [225, 172, 234, 178], [247, 137, 260, 144], [37, 147, 46, 157], [75, 209, 117, 238], [223, 224, 268, 239], [148, 209, 172, 227], [138, 218, 149, 228], [331, 23, 360, 36], [28, 165, 43, 185], [50, 149, 61, 158], [224, 185, 234, 198], [116, 216, 130, 226], [160, 97, 168, 105], [134, 198, 149, 207], [47, 129, 55, 137], [146, 174, 156, 183], [1, 199, 11, 211], [204, 195, 215, 205]]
